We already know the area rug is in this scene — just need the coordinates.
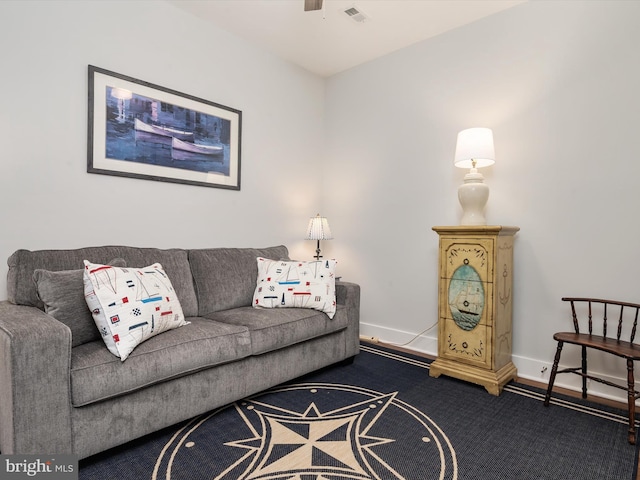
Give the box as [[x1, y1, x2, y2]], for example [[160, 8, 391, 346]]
[[79, 343, 639, 480]]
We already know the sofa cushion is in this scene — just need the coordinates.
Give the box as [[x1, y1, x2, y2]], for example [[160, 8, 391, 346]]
[[32, 259, 127, 347], [7, 246, 198, 317], [189, 246, 289, 315], [253, 257, 337, 319], [204, 305, 348, 356], [83, 261, 189, 361], [70, 317, 251, 406]]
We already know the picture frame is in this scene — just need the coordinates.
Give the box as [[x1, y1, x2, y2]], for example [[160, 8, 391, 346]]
[[88, 65, 241, 190]]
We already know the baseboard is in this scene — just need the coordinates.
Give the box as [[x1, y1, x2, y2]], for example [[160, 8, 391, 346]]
[[359, 322, 635, 407], [359, 321, 439, 355]]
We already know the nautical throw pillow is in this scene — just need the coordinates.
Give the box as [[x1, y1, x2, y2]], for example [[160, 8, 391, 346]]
[[253, 257, 337, 319], [83, 260, 188, 361]]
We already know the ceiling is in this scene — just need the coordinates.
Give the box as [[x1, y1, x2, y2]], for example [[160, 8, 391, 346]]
[[169, 0, 527, 77]]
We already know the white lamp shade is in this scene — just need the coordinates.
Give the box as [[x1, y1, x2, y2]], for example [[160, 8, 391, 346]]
[[454, 128, 495, 169], [305, 214, 333, 240]]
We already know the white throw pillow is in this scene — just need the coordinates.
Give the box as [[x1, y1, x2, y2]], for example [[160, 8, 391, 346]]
[[83, 260, 188, 361], [253, 257, 337, 319]]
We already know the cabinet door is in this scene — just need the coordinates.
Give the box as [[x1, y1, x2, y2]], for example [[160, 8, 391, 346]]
[[439, 238, 494, 369]]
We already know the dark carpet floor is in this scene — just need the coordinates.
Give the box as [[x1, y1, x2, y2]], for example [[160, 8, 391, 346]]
[[80, 343, 639, 479]]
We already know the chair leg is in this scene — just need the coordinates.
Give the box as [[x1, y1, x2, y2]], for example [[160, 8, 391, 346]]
[[581, 345, 588, 399], [627, 359, 636, 445], [544, 341, 564, 407]]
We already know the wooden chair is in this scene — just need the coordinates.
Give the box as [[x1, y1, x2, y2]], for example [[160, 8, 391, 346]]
[[544, 297, 640, 444]]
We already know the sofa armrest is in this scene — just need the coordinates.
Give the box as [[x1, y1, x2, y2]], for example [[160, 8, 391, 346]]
[[336, 281, 360, 321], [0, 301, 73, 454], [335, 281, 361, 356]]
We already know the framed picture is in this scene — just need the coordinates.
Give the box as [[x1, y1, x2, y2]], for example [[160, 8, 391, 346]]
[[88, 65, 241, 190]]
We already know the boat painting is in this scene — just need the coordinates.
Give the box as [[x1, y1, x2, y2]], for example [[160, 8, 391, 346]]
[[134, 118, 194, 141], [448, 264, 485, 331], [171, 137, 224, 156], [90, 66, 241, 189]]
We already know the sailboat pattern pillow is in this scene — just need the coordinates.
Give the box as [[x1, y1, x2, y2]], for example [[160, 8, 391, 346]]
[[83, 260, 188, 361], [253, 257, 337, 319]]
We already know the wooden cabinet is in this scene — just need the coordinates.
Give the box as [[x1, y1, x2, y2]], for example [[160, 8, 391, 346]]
[[430, 226, 519, 395]]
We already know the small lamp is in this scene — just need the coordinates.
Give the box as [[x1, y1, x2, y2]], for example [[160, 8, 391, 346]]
[[305, 214, 333, 260], [454, 127, 495, 226]]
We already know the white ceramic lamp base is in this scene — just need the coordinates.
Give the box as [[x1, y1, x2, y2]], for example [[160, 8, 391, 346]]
[[458, 171, 489, 225]]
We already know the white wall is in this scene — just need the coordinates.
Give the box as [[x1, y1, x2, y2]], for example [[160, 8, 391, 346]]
[[2, 0, 639, 402], [0, 0, 325, 299], [324, 0, 640, 400]]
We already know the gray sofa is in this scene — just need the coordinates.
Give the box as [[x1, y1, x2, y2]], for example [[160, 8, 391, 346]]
[[0, 245, 360, 459]]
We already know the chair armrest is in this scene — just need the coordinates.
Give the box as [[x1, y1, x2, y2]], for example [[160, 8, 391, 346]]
[[0, 301, 73, 454]]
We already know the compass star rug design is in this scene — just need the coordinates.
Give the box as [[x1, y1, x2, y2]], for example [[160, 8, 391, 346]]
[[79, 344, 639, 480]]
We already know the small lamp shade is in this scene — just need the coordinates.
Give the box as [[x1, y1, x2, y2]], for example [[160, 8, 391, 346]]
[[305, 214, 332, 260], [305, 214, 333, 241], [454, 128, 495, 170]]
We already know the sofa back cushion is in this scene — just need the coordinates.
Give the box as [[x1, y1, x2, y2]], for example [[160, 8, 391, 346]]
[[7, 246, 198, 317], [189, 246, 289, 315]]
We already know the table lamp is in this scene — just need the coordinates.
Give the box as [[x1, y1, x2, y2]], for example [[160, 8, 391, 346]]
[[454, 127, 495, 225], [305, 214, 333, 260]]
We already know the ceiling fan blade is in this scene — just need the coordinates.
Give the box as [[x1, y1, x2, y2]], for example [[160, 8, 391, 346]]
[[304, 0, 323, 11]]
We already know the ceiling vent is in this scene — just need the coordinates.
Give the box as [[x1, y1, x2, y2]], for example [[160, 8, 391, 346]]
[[343, 6, 369, 23]]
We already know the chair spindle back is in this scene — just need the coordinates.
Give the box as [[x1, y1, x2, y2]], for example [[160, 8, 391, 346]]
[[563, 297, 640, 343]]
